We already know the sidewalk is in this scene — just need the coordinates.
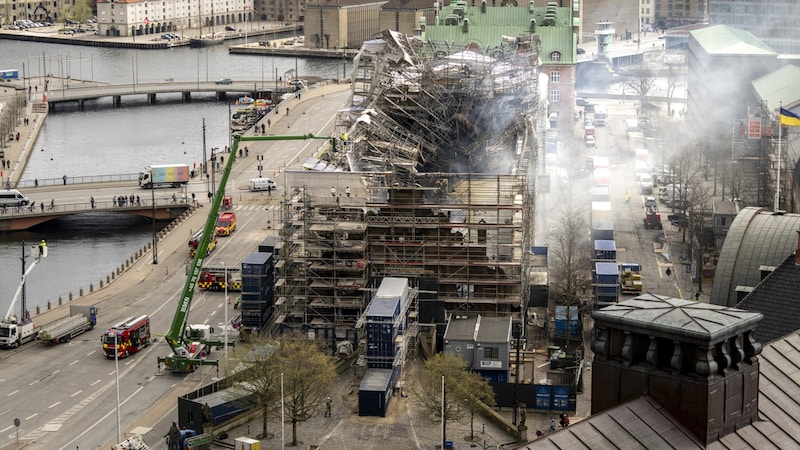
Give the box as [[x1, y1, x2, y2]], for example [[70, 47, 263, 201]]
[[1, 83, 48, 188]]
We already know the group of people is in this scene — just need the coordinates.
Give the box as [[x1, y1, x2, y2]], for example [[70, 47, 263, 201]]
[[113, 194, 142, 207]]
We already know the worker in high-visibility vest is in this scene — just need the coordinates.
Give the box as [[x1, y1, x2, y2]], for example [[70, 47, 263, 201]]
[[39, 240, 47, 257]]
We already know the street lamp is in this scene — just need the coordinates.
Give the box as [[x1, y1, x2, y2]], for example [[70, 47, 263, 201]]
[[151, 187, 158, 264], [210, 147, 218, 200], [223, 261, 228, 373]]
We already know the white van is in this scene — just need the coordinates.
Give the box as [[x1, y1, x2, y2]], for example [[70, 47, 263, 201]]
[[0, 189, 30, 207], [249, 177, 277, 192]]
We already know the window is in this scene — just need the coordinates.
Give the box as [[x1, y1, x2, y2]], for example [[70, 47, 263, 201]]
[[549, 89, 560, 102], [550, 70, 560, 83], [550, 51, 561, 61], [484, 347, 499, 359]]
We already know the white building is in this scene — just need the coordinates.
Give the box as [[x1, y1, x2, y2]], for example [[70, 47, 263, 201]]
[[96, 0, 253, 38]]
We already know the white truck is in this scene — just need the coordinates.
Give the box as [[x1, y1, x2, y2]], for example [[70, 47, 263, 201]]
[[138, 164, 190, 189], [0, 244, 45, 348], [37, 305, 98, 344]]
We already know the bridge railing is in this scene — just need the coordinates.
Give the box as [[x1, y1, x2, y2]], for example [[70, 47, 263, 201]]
[[16, 173, 140, 189], [0, 197, 193, 216]]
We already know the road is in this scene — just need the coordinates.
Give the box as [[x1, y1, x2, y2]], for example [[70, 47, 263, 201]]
[[0, 83, 350, 450]]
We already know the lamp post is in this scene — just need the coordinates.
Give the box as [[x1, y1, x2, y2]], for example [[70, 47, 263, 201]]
[[151, 187, 158, 264], [223, 261, 228, 373], [257, 155, 264, 177], [114, 331, 121, 445], [211, 147, 218, 200]]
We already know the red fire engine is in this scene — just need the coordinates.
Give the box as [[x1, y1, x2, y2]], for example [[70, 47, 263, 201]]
[[189, 228, 217, 257], [102, 315, 151, 359]]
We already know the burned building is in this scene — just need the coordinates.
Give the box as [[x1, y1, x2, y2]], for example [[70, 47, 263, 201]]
[[273, 29, 545, 351]]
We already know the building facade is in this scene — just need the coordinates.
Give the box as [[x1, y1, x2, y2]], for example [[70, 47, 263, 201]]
[[709, 0, 800, 54], [95, 0, 254, 38], [652, 0, 707, 30]]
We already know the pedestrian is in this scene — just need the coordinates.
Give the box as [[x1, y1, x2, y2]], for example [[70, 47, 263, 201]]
[[208, 191, 213, 202], [40, 202, 44, 212], [34, 178, 38, 187], [559, 413, 565, 428], [130, 194, 135, 205], [262, 123, 266, 133], [38, 240, 46, 256], [325, 396, 332, 417], [191, 192, 196, 204], [15, 132, 20, 141], [267, 119, 271, 128], [286, 107, 290, 116], [245, 147, 249, 157], [550, 417, 556, 432], [90, 196, 95, 209], [172, 193, 177, 204], [166, 421, 180, 450], [220, 156, 224, 166], [62, 174, 67, 185], [665, 267, 672, 278], [112, 196, 116, 206], [331, 186, 336, 197], [50, 199, 54, 210], [563, 414, 569, 427], [136, 195, 141, 205], [346, 186, 351, 197], [239, 148, 242, 157]]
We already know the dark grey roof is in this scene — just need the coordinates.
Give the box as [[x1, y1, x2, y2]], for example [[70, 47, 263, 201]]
[[443, 315, 479, 341], [475, 315, 511, 343], [737, 255, 800, 344], [711, 207, 800, 307], [514, 396, 704, 449], [516, 332, 800, 449], [593, 294, 763, 345]]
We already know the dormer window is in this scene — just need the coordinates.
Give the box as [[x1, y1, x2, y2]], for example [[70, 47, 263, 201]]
[[551, 51, 561, 61]]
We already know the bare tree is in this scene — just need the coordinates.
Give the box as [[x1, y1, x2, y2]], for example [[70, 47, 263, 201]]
[[622, 65, 659, 117], [411, 352, 497, 443], [662, 63, 685, 117], [548, 190, 591, 298]]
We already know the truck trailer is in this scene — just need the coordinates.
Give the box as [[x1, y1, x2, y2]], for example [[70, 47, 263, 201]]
[[37, 305, 98, 343], [138, 164, 190, 189]]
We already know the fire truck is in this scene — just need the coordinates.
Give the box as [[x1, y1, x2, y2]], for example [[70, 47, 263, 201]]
[[102, 315, 151, 359], [215, 212, 237, 236], [198, 265, 242, 291], [189, 228, 217, 257]]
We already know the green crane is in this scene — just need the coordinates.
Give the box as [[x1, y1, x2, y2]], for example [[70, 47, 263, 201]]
[[158, 132, 336, 373]]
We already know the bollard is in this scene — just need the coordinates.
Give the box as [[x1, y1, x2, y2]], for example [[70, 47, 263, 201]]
[[36, 306, 40, 315], [79, 288, 84, 296], [58, 297, 62, 306], [100, 280, 104, 288], [47, 301, 52, 310], [111, 272, 116, 280], [125, 260, 129, 269], [69, 292, 73, 301], [90, 283, 94, 292]]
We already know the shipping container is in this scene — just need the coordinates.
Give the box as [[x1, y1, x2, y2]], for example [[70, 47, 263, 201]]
[[374, 277, 410, 311], [591, 202, 611, 224], [554, 306, 581, 339], [593, 240, 617, 261], [177, 383, 255, 433], [258, 236, 279, 254], [591, 221, 614, 241], [590, 186, 609, 202], [359, 367, 400, 417], [234, 437, 260, 450], [241, 252, 272, 275]]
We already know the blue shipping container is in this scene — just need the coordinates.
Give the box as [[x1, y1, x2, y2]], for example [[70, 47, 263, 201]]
[[593, 240, 617, 260], [535, 385, 551, 410], [359, 367, 400, 417]]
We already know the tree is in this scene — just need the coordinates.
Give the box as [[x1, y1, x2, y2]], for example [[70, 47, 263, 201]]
[[271, 333, 336, 446], [411, 352, 497, 443], [622, 65, 659, 118], [70, 0, 93, 24], [229, 341, 281, 439]]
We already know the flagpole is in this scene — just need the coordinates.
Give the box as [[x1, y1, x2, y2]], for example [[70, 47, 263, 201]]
[[776, 103, 782, 211]]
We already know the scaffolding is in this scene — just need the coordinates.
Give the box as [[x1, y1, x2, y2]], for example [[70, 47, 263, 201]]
[[272, 28, 544, 350]]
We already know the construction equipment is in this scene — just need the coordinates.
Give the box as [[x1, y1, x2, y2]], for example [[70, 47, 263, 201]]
[[158, 133, 334, 373], [37, 305, 98, 344], [620, 263, 643, 294], [0, 243, 45, 348], [643, 205, 663, 229]]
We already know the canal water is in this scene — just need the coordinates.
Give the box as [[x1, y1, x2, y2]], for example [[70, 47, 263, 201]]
[[0, 38, 343, 316]]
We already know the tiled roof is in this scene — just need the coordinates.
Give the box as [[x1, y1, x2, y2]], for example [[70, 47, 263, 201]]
[[737, 255, 800, 344], [711, 207, 800, 307], [516, 332, 800, 449]]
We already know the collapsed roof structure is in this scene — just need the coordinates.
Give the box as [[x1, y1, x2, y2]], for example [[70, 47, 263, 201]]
[[276, 27, 546, 352]]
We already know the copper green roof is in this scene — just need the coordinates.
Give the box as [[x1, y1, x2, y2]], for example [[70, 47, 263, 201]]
[[751, 64, 800, 111], [690, 25, 776, 56], [421, 2, 574, 60]]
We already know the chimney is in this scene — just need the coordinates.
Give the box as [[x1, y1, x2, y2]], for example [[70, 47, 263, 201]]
[[591, 295, 763, 444]]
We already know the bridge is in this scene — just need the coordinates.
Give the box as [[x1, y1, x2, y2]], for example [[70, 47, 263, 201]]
[[45, 80, 296, 111], [0, 195, 192, 231]]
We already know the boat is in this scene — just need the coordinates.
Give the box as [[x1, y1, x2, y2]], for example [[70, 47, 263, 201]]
[[189, 34, 225, 48], [190, 4, 224, 48]]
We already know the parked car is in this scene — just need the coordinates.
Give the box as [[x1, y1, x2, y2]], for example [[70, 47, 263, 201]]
[[585, 136, 596, 148], [225, 26, 236, 32], [215, 78, 233, 85], [576, 97, 591, 107]]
